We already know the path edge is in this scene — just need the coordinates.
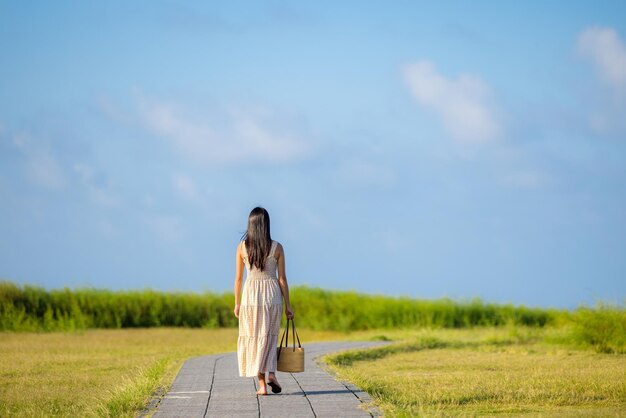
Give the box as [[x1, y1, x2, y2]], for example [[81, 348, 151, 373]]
[[311, 344, 389, 418], [137, 354, 220, 418]]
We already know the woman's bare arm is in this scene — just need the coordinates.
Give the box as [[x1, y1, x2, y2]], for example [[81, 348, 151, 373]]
[[233, 242, 244, 318], [276, 242, 294, 319]]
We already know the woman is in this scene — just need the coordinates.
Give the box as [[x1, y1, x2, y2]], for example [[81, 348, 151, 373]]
[[234, 207, 294, 395]]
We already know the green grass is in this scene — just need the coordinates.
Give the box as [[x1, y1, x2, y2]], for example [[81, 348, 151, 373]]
[[4, 280, 624, 354], [1, 326, 624, 417], [1, 280, 624, 416], [97, 357, 170, 418], [324, 328, 626, 417], [0, 327, 362, 417], [1, 280, 564, 332], [0, 280, 237, 330], [569, 303, 626, 353]]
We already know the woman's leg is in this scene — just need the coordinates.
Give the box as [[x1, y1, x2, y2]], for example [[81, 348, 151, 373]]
[[256, 372, 267, 395], [267, 371, 282, 393]]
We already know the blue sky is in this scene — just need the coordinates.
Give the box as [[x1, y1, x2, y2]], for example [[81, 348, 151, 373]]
[[1, 1, 625, 308]]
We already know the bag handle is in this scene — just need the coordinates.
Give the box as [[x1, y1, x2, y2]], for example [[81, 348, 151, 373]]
[[278, 318, 302, 359], [290, 318, 302, 350], [278, 318, 301, 350]]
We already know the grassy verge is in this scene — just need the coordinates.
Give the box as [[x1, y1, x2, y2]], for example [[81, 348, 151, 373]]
[[97, 357, 170, 417], [324, 327, 626, 417]]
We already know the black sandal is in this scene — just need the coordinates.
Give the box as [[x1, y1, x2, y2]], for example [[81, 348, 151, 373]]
[[267, 380, 282, 394]]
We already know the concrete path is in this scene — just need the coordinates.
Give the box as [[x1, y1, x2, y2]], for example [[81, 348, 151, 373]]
[[147, 341, 387, 418]]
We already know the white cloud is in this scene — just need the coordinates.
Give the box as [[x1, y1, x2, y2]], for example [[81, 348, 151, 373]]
[[74, 163, 120, 207], [498, 170, 550, 190], [589, 111, 612, 133], [142, 214, 185, 243], [11, 132, 66, 190], [73, 162, 95, 182], [95, 94, 133, 125], [576, 27, 626, 134], [403, 60, 501, 142], [336, 158, 396, 188], [578, 26, 626, 92], [376, 227, 415, 254], [96, 219, 119, 239], [134, 91, 311, 165], [26, 152, 65, 190], [173, 173, 198, 200]]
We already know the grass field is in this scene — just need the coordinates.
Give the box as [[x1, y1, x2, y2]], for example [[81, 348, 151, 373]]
[[1, 281, 624, 416], [1, 326, 624, 417], [325, 328, 626, 417], [0, 327, 355, 417]]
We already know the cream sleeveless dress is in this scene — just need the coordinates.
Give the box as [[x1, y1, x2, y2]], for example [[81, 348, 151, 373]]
[[238, 240, 283, 377]]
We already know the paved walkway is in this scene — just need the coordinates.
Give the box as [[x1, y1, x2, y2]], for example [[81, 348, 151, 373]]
[[147, 341, 388, 418]]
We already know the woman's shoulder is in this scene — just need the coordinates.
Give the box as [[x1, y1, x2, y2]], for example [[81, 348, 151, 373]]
[[272, 240, 284, 254]]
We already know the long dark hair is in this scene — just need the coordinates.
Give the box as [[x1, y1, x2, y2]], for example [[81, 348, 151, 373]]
[[242, 207, 272, 270]]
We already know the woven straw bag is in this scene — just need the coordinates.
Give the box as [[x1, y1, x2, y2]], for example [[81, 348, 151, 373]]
[[277, 318, 305, 373]]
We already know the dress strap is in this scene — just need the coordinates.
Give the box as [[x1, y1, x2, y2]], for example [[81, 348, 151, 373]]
[[269, 240, 277, 259], [241, 241, 247, 259]]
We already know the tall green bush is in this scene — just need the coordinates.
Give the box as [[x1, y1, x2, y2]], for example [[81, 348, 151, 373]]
[[570, 303, 626, 353], [0, 281, 236, 331], [0, 280, 567, 332], [289, 288, 556, 331]]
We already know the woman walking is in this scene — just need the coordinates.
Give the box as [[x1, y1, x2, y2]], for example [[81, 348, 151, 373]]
[[234, 207, 294, 395]]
